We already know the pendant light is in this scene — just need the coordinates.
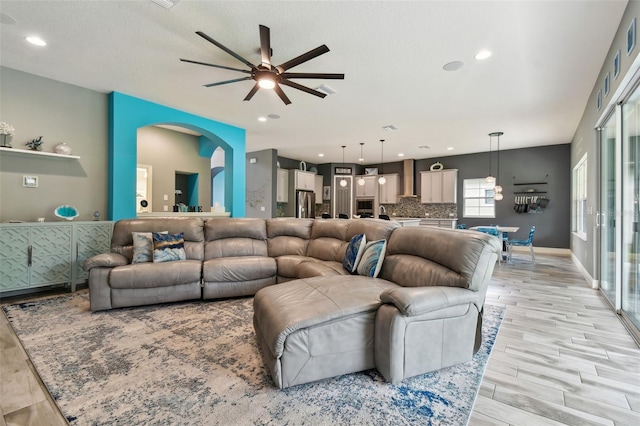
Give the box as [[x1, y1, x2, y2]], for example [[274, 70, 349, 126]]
[[357, 142, 366, 186], [378, 139, 386, 185], [339, 145, 348, 187], [485, 134, 495, 183], [490, 132, 504, 200]]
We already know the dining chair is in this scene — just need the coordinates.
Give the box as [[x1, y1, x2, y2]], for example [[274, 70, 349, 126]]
[[456, 224, 467, 229], [508, 226, 536, 264], [338, 213, 349, 219], [321, 213, 331, 219]]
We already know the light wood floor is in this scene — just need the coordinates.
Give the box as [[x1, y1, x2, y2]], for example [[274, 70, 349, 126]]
[[1, 254, 639, 426]]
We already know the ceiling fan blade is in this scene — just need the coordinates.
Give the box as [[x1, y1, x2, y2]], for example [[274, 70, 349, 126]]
[[244, 83, 260, 101], [277, 45, 330, 72], [196, 31, 256, 70], [259, 25, 271, 68], [279, 79, 327, 98], [273, 84, 292, 105], [180, 58, 251, 74], [281, 72, 344, 80], [204, 76, 253, 87]]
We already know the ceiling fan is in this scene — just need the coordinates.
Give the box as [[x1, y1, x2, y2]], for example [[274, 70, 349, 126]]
[[180, 25, 345, 105]]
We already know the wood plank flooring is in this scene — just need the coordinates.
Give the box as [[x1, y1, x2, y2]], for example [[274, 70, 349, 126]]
[[1, 254, 639, 425]]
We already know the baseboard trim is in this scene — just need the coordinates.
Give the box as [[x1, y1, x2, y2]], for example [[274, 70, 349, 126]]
[[571, 253, 597, 289], [509, 246, 571, 256]]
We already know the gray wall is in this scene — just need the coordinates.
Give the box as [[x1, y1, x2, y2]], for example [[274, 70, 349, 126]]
[[246, 149, 277, 218], [415, 144, 571, 248], [0, 67, 109, 222], [571, 2, 640, 276], [137, 126, 211, 212]]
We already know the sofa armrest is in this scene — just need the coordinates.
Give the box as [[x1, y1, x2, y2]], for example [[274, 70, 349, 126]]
[[83, 253, 128, 271], [380, 286, 479, 317]]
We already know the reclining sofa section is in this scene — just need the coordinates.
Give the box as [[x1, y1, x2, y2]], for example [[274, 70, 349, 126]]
[[84, 217, 500, 387]]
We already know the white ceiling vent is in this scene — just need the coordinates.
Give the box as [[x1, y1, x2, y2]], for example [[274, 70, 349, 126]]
[[151, 0, 181, 10], [315, 84, 337, 95], [382, 125, 398, 131]]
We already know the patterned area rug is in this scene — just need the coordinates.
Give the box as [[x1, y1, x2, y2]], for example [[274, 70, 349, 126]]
[[3, 291, 504, 425]]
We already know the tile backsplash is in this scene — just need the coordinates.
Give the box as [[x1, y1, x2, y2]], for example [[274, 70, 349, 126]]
[[381, 197, 457, 218]]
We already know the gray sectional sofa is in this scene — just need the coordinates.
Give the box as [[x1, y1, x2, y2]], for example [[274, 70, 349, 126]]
[[84, 217, 500, 387]]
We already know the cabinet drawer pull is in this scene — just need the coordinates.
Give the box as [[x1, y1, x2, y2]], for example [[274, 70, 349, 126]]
[[28, 245, 32, 267]]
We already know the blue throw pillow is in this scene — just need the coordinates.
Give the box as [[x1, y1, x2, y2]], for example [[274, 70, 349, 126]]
[[152, 232, 186, 263], [132, 231, 167, 263], [357, 239, 387, 278], [343, 233, 367, 273]]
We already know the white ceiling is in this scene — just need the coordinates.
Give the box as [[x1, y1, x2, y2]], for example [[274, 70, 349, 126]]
[[0, 0, 628, 164]]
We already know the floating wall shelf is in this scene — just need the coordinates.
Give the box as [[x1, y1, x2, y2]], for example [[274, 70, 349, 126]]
[[0, 146, 81, 160]]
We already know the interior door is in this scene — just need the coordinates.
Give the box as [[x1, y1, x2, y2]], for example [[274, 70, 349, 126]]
[[333, 176, 353, 218]]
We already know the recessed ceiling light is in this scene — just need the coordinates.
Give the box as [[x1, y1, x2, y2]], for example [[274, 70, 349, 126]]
[[267, 114, 280, 119], [382, 125, 398, 131], [419, 145, 431, 149], [447, 147, 454, 151], [398, 153, 405, 157], [442, 61, 464, 71], [318, 153, 324, 157], [475, 50, 492, 60], [258, 117, 267, 122], [26, 36, 46, 46]]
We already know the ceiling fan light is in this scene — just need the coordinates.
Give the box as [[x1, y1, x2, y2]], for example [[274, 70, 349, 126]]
[[258, 78, 275, 89]]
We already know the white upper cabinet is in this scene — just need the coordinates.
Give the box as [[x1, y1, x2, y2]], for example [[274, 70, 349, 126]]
[[292, 170, 316, 191], [420, 169, 458, 203], [355, 176, 376, 198], [378, 173, 400, 204], [276, 169, 289, 203]]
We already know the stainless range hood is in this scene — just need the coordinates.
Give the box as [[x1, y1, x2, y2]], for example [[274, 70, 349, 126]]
[[400, 159, 417, 198]]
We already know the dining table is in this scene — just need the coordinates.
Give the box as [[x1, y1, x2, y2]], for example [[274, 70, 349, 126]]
[[469, 226, 520, 262]]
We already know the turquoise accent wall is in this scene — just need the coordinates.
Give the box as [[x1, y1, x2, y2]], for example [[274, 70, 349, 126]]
[[108, 92, 245, 219]]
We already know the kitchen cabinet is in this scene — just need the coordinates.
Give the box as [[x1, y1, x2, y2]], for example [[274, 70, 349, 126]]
[[420, 169, 458, 203], [291, 170, 316, 191], [355, 175, 377, 198], [419, 219, 458, 228], [276, 169, 289, 203], [378, 174, 400, 204], [0, 221, 113, 295], [314, 174, 323, 202]]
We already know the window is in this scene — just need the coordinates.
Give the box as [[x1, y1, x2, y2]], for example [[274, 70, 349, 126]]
[[572, 153, 588, 240], [463, 178, 495, 218]]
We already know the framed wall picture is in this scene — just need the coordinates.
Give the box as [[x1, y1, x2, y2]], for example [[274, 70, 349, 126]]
[[613, 50, 621, 80], [323, 185, 331, 200], [364, 167, 378, 175], [604, 72, 610, 96], [23, 175, 38, 188], [334, 167, 352, 175], [628, 18, 636, 56]]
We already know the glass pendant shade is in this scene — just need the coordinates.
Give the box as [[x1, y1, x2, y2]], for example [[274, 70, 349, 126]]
[[494, 184, 503, 193], [378, 139, 385, 185], [340, 178, 347, 187], [378, 176, 386, 185], [358, 177, 365, 186], [339, 145, 348, 187], [486, 175, 496, 183], [494, 192, 504, 201]]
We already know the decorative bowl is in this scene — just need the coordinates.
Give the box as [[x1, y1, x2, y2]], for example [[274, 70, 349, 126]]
[[55, 205, 79, 221], [54, 143, 72, 155]]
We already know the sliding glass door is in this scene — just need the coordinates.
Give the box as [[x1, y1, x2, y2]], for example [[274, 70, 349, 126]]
[[599, 112, 618, 305], [622, 89, 640, 331]]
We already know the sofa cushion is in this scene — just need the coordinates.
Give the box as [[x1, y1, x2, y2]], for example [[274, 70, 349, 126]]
[[357, 239, 387, 278], [296, 260, 350, 278], [152, 232, 186, 263], [132, 231, 166, 263], [274, 255, 315, 278], [266, 218, 312, 258], [203, 256, 277, 282], [343, 233, 367, 273], [109, 260, 202, 289]]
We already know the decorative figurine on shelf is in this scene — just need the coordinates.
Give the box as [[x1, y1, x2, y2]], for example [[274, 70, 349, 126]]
[[0, 121, 15, 148], [93, 211, 100, 221], [26, 136, 43, 151]]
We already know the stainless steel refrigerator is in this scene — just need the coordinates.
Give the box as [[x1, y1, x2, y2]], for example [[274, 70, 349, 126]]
[[296, 190, 316, 218]]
